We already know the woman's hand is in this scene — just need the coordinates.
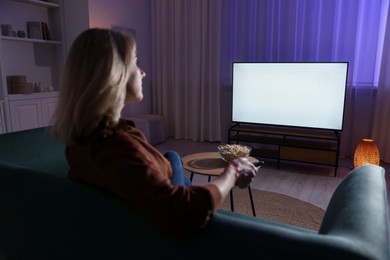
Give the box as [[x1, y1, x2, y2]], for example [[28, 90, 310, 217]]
[[210, 157, 259, 207], [229, 157, 258, 188]]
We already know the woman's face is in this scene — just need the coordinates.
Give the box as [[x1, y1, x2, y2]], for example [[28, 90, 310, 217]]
[[125, 48, 146, 104]]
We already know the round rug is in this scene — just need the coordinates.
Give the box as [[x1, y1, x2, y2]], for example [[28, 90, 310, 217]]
[[220, 188, 325, 231]]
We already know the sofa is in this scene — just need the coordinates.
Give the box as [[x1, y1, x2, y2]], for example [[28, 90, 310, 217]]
[[0, 127, 389, 260]]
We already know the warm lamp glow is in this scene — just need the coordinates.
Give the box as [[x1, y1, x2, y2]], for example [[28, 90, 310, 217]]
[[354, 138, 380, 168]]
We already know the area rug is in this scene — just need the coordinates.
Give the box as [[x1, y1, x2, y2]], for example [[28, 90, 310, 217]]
[[219, 188, 325, 231]]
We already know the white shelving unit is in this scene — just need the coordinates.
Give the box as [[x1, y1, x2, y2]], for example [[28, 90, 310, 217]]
[[0, 101, 5, 133], [1, 35, 62, 45], [0, 0, 64, 132], [12, 0, 59, 8]]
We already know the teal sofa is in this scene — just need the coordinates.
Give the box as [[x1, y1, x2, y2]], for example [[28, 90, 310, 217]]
[[0, 127, 389, 260]]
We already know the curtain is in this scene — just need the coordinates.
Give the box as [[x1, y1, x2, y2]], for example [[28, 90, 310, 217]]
[[151, 0, 222, 142], [151, 0, 389, 155], [220, 0, 388, 157], [373, 1, 390, 163]]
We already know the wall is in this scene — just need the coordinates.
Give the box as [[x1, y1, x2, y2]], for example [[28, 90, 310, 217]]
[[62, 0, 90, 53], [88, 0, 152, 117]]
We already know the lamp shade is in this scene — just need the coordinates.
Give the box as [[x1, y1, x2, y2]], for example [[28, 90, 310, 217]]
[[354, 138, 380, 168]]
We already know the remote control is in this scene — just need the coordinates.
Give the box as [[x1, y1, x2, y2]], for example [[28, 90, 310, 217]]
[[253, 161, 265, 167]]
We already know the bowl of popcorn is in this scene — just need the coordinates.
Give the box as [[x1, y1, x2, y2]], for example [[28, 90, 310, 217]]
[[217, 144, 252, 163]]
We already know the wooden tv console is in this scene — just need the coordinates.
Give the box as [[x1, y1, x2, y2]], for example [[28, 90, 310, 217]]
[[228, 123, 341, 176]]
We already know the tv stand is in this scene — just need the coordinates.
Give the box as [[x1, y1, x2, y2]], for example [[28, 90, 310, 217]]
[[228, 123, 341, 176]]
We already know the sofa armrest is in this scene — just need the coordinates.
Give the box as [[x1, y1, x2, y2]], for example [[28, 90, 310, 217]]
[[319, 165, 390, 259]]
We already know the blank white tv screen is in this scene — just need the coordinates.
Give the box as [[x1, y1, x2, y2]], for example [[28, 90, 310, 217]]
[[232, 62, 348, 131]]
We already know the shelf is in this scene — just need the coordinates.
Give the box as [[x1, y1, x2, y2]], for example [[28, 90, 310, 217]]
[[251, 148, 278, 159], [230, 124, 339, 140], [1, 36, 62, 45], [230, 134, 338, 151], [6, 91, 58, 101], [11, 0, 59, 8]]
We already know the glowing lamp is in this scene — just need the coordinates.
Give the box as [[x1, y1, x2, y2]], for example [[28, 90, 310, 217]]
[[354, 138, 380, 168]]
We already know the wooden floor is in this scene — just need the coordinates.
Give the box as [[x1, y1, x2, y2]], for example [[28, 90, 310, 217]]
[[156, 138, 389, 211], [249, 166, 342, 210]]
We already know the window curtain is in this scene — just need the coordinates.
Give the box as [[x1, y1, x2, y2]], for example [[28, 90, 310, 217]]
[[151, 0, 389, 156], [150, 0, 222, 142], [220, 0, 389, 158], [373, 1, 390, 163]]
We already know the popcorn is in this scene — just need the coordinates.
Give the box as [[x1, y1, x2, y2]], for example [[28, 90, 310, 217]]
[[218, 144, 251, 162]]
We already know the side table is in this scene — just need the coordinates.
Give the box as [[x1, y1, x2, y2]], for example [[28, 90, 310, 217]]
[[182, 152, 259, 217]]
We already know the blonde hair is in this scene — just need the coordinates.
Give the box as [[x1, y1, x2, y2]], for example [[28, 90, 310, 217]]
[[53, 28, 136, 145]]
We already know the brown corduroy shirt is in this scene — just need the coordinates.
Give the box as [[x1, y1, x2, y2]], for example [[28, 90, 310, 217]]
[[65, 119, 221, 237]]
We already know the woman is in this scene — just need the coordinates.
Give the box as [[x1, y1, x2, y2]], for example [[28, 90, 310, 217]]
[[53, 28, 257, 237]]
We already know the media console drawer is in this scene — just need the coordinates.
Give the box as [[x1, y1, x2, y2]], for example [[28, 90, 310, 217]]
[[279, 146, 337, 165]]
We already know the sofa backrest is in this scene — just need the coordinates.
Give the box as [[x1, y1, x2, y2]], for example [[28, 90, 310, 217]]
[[0, 162, 388, 260], [0, 127, 68, 176]]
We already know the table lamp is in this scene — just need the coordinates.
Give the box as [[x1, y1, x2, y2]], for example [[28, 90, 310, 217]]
[[353, 138, 380, 168]]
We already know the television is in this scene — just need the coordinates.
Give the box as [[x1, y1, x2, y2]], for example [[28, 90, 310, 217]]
[[232, 62, 348, 131]]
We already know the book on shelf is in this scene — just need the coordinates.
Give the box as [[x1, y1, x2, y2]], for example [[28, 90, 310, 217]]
[[27, 21, 51, 40], [27, 21, 42, 39], [41, 22, 51, 40]]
